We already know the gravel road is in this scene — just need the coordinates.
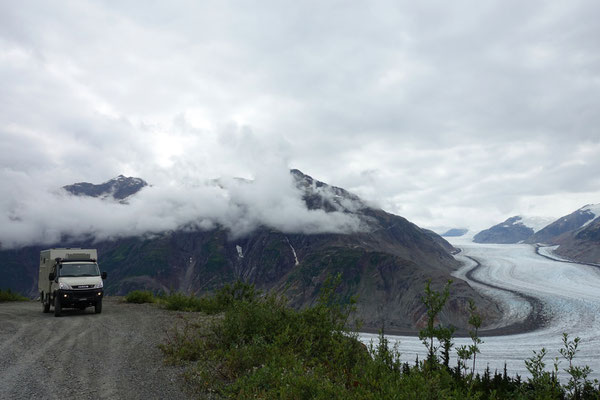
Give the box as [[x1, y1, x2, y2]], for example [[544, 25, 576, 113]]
[[0, 297, 196, 399]]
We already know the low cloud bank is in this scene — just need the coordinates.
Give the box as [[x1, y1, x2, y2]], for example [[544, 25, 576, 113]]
[[0, 169, 367, 249]]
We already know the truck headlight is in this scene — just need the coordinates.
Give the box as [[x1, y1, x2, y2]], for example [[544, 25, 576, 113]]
[[59, 282, 72, 290], [94, 281, 103, 288]]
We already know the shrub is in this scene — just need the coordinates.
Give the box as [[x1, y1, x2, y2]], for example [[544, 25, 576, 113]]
[[159, 278, 600, 399], [160, 292, 205, 311], [0, 289, 29, 302], [159, 281, 259, 314], [160, 275, 371, 398], [124, 290, 156, 304]]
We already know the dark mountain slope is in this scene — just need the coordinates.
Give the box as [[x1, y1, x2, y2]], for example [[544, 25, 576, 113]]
[[474, 216, 534, 244], [552, 217, 600, 264], [526, 204, 598, 245], [525, 204, 600, 264]]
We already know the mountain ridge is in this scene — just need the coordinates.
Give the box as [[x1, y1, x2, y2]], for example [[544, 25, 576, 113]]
[[63, 175, 148, 200], [473, 216, 537, 244], [527, 204, 600, 264], [474, 205, 599, 264], [0, 170, 502, 332]]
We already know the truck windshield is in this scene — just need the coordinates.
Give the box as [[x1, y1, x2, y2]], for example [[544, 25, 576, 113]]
[[58, 263, 100, 277]]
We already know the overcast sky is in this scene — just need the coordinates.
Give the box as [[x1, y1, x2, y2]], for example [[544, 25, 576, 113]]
[[1, 0, 600, 243]]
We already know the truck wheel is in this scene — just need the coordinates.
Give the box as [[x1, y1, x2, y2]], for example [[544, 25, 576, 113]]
[[42, 294, 50, 313], [54, 295, 62, 317], [95, 299, 102, 314]]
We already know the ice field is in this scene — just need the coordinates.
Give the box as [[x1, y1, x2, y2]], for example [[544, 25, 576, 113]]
[[360, 238, 600, 379]]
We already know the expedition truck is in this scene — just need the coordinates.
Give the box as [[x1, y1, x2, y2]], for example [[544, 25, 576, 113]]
[[38, 248, 107, 317]]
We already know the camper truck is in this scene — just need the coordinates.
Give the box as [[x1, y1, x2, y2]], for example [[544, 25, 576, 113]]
[[38, 248, 107, 317]]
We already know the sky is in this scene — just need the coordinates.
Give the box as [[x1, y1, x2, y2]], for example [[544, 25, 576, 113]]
[[1, 0, 600, 246]]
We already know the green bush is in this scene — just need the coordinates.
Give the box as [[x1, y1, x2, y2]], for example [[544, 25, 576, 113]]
[[159, 278, 600, 399], [160, 292, 204, 311], [0, 289, 29, 302], [159, 281, 259, 314], [124, 290, 156, 304], [161, 276, 375, 398]]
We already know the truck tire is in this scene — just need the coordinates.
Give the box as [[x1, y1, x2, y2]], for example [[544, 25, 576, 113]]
[[54, 295, 62, 317], [95, 299, 102, 314], [42, 294, 50, 313]]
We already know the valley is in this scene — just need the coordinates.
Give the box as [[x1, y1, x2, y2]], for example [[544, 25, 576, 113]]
[[2, 172, 599, 382]]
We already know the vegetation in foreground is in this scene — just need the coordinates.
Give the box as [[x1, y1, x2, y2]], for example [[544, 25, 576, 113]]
[[0, 288, 29, 302], [124, 290, 157, 304], [124, 282, 257, 313], [129, 279, 600, 399]]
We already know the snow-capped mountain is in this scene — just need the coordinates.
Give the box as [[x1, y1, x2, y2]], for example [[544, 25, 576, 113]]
[[63, 175, 148, 200], [527, 203, 600, 264], [580, 204, 600, 226], [290, 168, 365, 213], [527, 203, 600, 245], [473, 215, 553, 244], [441, 228, 468, 237]]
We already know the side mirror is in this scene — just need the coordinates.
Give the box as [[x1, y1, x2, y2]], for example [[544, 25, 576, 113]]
[[101, 271, 107, 279], [48, 272, 55, 281]]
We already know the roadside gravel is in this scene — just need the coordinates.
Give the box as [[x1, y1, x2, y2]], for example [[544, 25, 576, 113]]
[[0, 297, 200, 399]]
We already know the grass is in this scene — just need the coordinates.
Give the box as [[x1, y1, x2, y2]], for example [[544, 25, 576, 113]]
[[124, 281, 258, 314], [127, 277, 600, 399], [0, 289, 29, 302], [159, 276, 368, 399], [124, 290, 156, 304]]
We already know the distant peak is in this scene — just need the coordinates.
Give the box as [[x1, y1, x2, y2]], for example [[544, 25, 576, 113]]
[[63, 175, 148, 200], [580, 203, 600, 213], [290, 169, 310, 179]]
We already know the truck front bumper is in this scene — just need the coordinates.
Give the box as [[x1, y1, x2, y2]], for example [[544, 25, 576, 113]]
[[56, 289, 103, 308]]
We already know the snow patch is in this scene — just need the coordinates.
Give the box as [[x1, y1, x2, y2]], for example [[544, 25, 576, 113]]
[[236, 245, 243, 258], [580, 203, 600, 228], [516, 216, 554, 232]]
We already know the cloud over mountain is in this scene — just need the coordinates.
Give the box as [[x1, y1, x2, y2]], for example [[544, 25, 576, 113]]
[[0, 169, 367, 249]]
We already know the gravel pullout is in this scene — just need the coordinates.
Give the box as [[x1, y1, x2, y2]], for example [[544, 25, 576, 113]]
[[0, 297, 197, 400]]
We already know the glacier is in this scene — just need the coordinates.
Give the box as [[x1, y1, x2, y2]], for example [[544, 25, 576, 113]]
[[360, 237, 600, 379]]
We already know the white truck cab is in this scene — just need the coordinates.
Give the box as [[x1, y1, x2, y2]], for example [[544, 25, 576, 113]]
[[38, 248, 107, 317]]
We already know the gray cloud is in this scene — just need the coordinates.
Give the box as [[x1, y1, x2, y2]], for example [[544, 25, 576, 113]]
[[1, 0, 599, 242]]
